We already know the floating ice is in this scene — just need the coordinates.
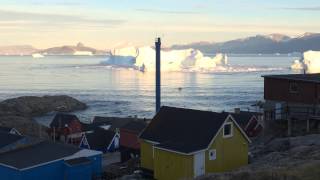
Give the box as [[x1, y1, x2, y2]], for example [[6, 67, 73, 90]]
[[290, 51, 320, 73], [291, 59, 304, 70], [103, 46, 228, 72]]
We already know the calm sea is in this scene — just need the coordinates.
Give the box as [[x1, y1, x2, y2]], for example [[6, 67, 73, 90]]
[[0, 55, 298, 125]]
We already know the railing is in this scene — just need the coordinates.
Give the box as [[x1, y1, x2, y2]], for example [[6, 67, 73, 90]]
[[268, 105, 320, 121]]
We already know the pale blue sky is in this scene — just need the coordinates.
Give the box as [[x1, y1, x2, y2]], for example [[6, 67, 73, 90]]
[[0, 0, 319, 49]]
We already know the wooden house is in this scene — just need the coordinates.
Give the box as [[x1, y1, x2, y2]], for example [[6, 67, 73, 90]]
[[47, 113, 83, 144], [79, 127, 120, 153], [263, 73, 320, 120], [139, 106, 251, 180], [120, 120, 147, 162]]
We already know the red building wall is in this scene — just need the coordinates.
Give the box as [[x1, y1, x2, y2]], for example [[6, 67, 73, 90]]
[[264, 78, 320, 104], [120, 129, 140, 150]]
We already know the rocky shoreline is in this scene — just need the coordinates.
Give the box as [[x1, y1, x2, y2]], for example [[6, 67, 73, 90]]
[[0, 95, 87, 137]]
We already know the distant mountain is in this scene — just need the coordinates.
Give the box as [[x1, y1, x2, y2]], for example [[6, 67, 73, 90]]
[[171, 33, 320, 54], [0, 45, 38, 55], [39, 42, 107, 55]]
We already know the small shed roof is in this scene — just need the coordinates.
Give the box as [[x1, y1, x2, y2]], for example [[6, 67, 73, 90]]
[[0, 141, 80, 169], [262, 73, 320, 83], [0, 132, 24, 149], [140, 106, 234, 154], [50, 113, 80, 128]]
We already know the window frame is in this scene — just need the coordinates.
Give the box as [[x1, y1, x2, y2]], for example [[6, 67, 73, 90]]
[[208, 149, 217, 160], [289, 82, 299, 93], [223, 122, 233, 138]]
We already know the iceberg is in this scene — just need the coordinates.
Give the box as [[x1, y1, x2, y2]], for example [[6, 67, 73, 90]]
[[32, 53, 44, 58], [290, 51, 320, 73], [290, 59, 304, 70], [102, 46, 228, 72], [73, 51, 93, 56]]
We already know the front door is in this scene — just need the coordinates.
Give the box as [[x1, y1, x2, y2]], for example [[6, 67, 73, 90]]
[[194, 152, 205, 177]]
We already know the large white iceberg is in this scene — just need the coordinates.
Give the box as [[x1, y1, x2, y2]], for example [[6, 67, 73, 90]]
[[104, 46, 228, 72], [291, 51, 320, 73]]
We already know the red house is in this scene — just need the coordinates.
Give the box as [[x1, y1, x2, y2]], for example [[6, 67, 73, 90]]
[[231, 109, 263, 137], [119, 120, 147, 162], [262, 73, 320, 121], [47, 113, 83, 144]]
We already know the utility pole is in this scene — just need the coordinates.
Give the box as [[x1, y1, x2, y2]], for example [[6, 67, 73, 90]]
[[155, 37, 161, 113]]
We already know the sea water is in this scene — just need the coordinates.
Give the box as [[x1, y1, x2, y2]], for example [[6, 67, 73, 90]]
[[0, 55, 297, 125]]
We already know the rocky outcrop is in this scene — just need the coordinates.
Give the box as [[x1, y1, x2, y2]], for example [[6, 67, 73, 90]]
[[0, 95, 87, 117], [0, 95, 87, 137]]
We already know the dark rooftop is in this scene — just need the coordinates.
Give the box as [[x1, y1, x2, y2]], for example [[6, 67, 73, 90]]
[[121, 120, 147, 132], [140, 106, 230, 154], [85, 128, 116, 151], [0, 132, 24, 148], [0, 126, 13, 133], [0, 141, 80, 169], [65, 157, 91, 166], [50, 113, 80, 128], [230, 111, 260, 128], [262, 73, 320, 83]]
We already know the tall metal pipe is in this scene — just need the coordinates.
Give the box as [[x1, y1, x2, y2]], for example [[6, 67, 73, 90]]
[[155, 38, 161, 113]]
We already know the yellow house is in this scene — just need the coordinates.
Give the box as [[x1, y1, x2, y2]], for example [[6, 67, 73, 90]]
[[139, 106, 251, 180]]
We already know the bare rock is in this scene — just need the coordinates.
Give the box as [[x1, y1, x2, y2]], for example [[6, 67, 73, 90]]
[[0, 95, 87, 137], [0, 95, 87, 117]]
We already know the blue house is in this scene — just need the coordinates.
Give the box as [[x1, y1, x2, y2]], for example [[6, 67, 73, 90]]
[[79, 127, 120, 153], [0, 141, 102, 180]]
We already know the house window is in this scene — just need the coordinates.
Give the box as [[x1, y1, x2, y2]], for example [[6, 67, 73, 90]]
[[223, 122, 233, 138], [289, 82, 298, 93], [209, 149, 216, 160]]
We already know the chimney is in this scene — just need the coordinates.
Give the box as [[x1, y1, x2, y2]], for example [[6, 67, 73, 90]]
[[155, 37, 161, 113], [234, 108, 240, 114]]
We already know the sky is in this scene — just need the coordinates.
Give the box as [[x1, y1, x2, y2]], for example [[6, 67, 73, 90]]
[[0, 0, 320, 49]]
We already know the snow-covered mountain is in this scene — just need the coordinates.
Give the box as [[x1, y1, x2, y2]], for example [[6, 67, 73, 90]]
[[171, 33, 320, 54]]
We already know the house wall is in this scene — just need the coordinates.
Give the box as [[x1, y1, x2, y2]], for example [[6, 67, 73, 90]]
[[205, 119, 248, 173], [87, 154, 102, 177], [64, 163, 92, 180], [264, 78, 319, 104], [120, 129, 140, 149], [21, 160, 65, 180], [153, 148, 193, 180], [140, 140, 154, 170], [0, 165, 21, 180], [0, 155, 102, 180]]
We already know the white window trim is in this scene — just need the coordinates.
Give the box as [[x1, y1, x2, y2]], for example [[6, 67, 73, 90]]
[[223, 122, 233, 138], [208, 149, 216, 160]]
